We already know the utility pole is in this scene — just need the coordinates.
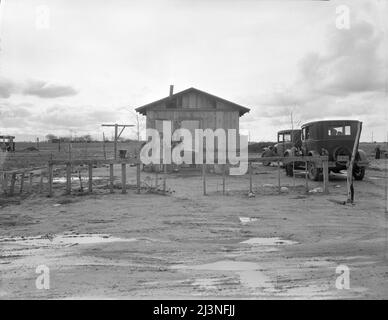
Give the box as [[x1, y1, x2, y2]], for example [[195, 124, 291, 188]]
[[101, 124, 134, 160]]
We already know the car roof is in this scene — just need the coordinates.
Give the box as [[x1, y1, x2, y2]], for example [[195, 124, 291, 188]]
[[278, 129, 301, 134], [301, 120, 361, 128]]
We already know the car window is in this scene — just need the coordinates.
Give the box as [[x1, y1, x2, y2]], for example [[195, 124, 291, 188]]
[[278, 133, 283, 142], [302, 127, 310, 140], [284, 133, 291, 142], [328, 125, 351, 136]]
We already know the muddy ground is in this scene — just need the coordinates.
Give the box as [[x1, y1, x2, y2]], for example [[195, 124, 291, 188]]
[[0, 159, 387, 299]]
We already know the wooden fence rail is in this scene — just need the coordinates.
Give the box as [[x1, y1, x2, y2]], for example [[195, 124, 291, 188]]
[[201, 156, 330, 196]]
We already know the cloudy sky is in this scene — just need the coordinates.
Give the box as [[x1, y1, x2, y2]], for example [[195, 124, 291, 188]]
[[0, 0, 387, 142]]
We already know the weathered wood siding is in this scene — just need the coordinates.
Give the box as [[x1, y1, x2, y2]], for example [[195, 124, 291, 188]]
[[145, 91, 240, 133]]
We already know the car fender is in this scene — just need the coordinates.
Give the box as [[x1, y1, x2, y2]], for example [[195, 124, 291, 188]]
[[284, 149, 292, 157], [356, 149, 368, 164]]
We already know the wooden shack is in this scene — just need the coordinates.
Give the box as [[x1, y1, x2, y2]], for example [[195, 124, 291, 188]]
[[136, 86, 249, 135], [135, 86, 250, 169]]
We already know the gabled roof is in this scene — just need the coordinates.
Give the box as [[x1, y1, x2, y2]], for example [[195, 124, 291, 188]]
[[135, 87, 250, 116]]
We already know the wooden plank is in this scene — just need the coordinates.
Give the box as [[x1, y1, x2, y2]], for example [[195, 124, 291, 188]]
[[28, 173, 33, 193], [88, 163, 93, 193], [347, 122, 362, 203], [136, 163, 141, 194], [163, 164, 167, 192], [19, 172, 25, 194], [202, 164, 206, 196], [109, 164, 114, 193], [66, 163, 71, 194], [9, 173, 16, 196], [39, 172, 44, 193], [121, 163, 126, 194], [249, 162, 253, 193], [251, 155, 328, 163], [222, 164, 226, 195], [323, 160, 329, 194], [114, 124, 118, 160], [49, 159, 136, 166], [305, 161, 309, 192], [2, 173, 8, 195], [48, 163, 53, 197], [277, 160, 281, 193]]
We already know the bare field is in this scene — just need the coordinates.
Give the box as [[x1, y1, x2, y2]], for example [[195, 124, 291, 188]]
[[0, 158, 387, 299], [1, 141, 142, 171]]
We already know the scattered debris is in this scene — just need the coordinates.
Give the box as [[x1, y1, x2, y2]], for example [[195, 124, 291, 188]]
[[280, 186, 289, 193], [239, 217, 258, 224], [309, 187, 323, 193]]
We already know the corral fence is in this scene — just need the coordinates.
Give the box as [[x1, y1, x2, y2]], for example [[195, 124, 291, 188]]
[[1, 155, 329, 198], [201, 156, 330, 196], [0, 159, 142, 198]]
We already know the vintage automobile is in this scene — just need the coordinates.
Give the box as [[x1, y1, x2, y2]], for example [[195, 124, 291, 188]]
[[0, 135, 15, 152], [284, 120, 368, 180], [261, 129, 301, 165]]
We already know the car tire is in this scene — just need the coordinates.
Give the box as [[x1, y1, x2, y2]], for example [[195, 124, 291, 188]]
[[308, 161, 320, 181], [353, 166, 365, 180]]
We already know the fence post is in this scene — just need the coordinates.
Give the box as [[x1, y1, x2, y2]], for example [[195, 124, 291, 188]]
[[305, 160, 309, 192], [109, 163, 114, 193], [323, 159, 329, 194], [48, 163, 53, 197], [88, 163, 93, 193], [2, 172, 8, 195], [28, 172, 33, 193], [136, 162, 141, 194], [163, 164, 167, 193], [222, 164, 226, 195], [9, 173, 16, 196], [202, 164, 207, 196], [39, 172, 44, 193], [19, 172, 25, 194], [277, 160, 281, 193], [249, 162, 253, 193], [121, 163, 127, 194], [66, 163, 71, 194]]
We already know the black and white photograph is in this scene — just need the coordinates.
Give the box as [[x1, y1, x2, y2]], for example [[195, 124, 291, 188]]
[[0, 0, 387, 304]]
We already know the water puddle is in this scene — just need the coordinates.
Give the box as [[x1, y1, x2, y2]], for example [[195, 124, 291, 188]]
[[239, 217, 258, 224], [172, 260, 272, 289], [0, 233, 136, 247], [240, 237, 298, 246]]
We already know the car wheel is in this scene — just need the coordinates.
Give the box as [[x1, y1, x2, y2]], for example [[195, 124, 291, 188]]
[[353, 166, 365, 180], [308, 161, 320, 181]]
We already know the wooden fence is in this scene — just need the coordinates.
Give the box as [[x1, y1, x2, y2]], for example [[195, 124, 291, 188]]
[[201, 156, 330, 196], [2, 155, 330, 198]]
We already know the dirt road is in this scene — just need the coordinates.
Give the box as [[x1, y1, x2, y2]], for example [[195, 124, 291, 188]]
[[1, 160, 387, 299]]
